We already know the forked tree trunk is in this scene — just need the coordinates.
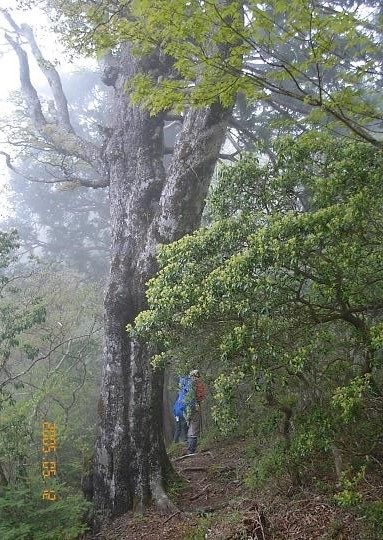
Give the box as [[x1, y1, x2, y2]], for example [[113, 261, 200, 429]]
[[3, 7, 233, 523], [93, 44, 231, 519]]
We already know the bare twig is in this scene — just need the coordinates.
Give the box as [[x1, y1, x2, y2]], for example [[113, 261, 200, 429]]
[[190, 484, 210, 501], [163, 510, 181, 523]]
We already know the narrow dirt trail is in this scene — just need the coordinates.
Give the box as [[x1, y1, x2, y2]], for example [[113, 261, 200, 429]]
[[93, 441, 265, 539], [89, 440, 365, 540]]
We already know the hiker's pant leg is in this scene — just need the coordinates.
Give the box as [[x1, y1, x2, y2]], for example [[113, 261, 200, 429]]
[[187, 411, 201, 454], [174, 414, 188, 443], [173, 417, 181, 443], [180, 415, 188, 442], [187, 436, 198, 454]]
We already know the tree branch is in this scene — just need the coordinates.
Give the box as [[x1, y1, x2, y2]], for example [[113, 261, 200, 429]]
[[19, 23, 73, 130], [219, 151, 240, 161], [1, 11, 108, 184], [0, 150, 107, 188], [4, 32, 46, 130]]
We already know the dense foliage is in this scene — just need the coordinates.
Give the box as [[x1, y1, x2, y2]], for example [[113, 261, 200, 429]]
[[55, 0, 383, 146], [132, 133, 383, 513]]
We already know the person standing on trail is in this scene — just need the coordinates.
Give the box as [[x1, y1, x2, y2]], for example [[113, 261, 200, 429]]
[[185, 369, 207, 454], [172, 376, 190, 443]]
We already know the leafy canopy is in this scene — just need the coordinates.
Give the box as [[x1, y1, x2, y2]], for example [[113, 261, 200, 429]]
[[48, 0, 383, 145]]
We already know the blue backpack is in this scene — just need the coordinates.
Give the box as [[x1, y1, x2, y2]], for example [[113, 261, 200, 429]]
[[172, 376, 190, 417]]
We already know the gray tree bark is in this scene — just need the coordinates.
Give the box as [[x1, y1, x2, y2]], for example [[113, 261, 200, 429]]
[[93, 44, 230, 518], [163, 369, 175, 446]]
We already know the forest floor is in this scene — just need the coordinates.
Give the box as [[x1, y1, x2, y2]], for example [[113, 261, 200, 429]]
[[87, 439, 374, 540]]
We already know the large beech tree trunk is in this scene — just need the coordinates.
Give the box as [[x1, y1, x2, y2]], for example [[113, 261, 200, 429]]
[[93, 45, 231, 518], [3, 9, 231, 520]]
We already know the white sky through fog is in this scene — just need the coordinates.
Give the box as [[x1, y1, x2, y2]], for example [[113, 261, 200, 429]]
[[0, 4, 90, 219]]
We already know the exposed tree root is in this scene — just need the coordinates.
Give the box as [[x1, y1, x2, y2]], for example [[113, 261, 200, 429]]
[[172, 451, 214, 463], [172, 454, 197, 463], [151, 478, 178, 514], [182, 467, 207, 473]]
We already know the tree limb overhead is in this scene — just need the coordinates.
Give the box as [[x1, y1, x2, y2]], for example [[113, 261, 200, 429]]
[[2, 10, 108, 186]]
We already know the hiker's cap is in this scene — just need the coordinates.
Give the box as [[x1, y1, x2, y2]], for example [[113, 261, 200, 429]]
[[190, 369, 200, 377]]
